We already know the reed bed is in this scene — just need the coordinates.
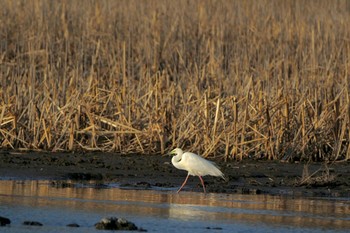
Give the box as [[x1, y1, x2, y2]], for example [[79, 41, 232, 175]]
[[1, 0, 350, 161]]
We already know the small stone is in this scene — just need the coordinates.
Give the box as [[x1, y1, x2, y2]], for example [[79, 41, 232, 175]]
[[206, 226, 223, 230], [0, 216, 11, 226], [23, 221, 43, 226], [67, 223, 80, 227]]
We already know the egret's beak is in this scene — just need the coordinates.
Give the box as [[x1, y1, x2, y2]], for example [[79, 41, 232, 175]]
[[167, 150, 175, 156], [162, 150, 174, 157]]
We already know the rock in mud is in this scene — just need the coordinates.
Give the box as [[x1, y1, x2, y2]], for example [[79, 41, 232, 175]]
[[23, 221, 43, 226], [95, 217, 145, 231], [120, 181, 152, 189], [67, 172, 103, 180], [206, 226, 223, 230], [50, 180, 75, 188], [67, 223, 80, 227], [0, 216, 11, 226]]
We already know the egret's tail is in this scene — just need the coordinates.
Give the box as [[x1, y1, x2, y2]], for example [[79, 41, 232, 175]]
[[208, 164, 225, 179]]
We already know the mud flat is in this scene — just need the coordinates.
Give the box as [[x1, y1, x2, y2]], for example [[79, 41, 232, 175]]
[[0, 150, 349, 197]]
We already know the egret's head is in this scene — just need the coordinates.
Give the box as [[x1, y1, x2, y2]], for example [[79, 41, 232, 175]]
[[169, 148, 183, 156]]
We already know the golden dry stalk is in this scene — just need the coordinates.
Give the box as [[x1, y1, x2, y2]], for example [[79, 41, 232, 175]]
[[0, 0, 350, 161]]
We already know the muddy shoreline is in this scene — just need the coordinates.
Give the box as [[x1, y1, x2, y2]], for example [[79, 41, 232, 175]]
[[0, 150, 349, 197]]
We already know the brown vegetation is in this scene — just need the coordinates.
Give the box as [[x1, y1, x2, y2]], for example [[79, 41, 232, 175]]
[[1, 0, 350, 160], [298, 163, 334, 185]]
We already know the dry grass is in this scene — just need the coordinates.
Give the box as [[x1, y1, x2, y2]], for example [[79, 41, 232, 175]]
[[297, 163, 336, 187], [1, 0, 350, 160]]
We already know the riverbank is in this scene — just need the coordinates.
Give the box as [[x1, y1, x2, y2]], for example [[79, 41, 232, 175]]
[[0, 150, 349, 197]]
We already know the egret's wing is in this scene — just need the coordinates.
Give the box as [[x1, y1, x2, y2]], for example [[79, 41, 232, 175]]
[[181, 152, 224, 178]]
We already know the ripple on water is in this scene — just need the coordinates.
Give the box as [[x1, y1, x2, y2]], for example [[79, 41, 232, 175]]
[[0, 180, 349, 233]]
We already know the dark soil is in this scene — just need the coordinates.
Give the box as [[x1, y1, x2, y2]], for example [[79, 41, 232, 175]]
[[0, 150, 349, 197]]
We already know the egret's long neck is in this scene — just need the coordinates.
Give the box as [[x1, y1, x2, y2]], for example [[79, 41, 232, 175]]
[[171, 152, 184, 170]]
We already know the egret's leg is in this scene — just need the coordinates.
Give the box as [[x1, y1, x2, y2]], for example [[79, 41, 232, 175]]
[[198, 176, 206, 193], [177, 174, 190, 193]]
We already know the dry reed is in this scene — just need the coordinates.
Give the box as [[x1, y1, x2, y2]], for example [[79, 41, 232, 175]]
[[1, 0, 350, 161]]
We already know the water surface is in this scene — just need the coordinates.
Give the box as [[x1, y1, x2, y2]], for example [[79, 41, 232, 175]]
[[0, 180, 349, 232]]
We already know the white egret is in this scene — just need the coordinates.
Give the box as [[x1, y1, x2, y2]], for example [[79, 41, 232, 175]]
[[169, 148, 224, 193]]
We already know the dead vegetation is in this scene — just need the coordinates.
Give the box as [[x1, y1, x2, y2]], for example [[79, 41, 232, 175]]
[[297, 163, 336, 187], [1, 0, 350, 161]]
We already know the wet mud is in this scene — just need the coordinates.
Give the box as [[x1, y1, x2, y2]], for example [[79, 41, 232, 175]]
[[0, 150, 349, 197]]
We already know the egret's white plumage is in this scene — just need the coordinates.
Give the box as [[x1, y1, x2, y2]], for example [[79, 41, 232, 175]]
[[169, 148, 224, 193]]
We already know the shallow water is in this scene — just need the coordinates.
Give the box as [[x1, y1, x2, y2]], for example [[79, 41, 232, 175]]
[[0, 180, 349, 232]]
